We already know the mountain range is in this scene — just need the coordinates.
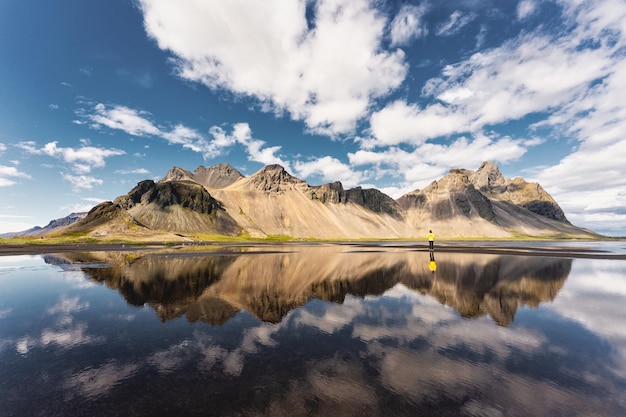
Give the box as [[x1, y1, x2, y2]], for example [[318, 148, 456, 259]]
[[12, 161, 599, 240]]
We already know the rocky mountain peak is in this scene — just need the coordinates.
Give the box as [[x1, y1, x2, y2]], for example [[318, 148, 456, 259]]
[[159, 166, 194, 183], [193, 163, 244, 189], [470, 161, 506, 192], [249, 164, 305, 192]]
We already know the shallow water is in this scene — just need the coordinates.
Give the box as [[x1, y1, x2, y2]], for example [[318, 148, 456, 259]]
[[1, 243, 626, 416]]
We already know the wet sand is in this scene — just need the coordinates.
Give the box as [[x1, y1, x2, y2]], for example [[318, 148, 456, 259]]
[[1, 241, 625, 259]]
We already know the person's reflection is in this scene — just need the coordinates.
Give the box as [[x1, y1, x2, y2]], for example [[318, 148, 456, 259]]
[[429, 250, 437, 273]]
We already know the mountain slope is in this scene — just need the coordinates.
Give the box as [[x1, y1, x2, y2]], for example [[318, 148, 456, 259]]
[[469, 161, 568, 222], [210, 165, 407, 238]]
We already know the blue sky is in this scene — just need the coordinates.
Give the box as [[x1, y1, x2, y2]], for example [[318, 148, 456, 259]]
[[1, 0, 625, 236]]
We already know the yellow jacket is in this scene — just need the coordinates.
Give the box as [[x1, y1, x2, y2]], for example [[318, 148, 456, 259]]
[[427, 232, 435, 241], [429, 261, 437, 272]]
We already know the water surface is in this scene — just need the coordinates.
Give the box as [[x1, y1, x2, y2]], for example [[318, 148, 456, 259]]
[[1, 242, 625, 416]]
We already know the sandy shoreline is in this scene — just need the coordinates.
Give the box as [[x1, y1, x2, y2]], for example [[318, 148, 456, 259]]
[[1, 241, 625, 259]]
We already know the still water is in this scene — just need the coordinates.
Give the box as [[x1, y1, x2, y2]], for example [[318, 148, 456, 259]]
[[1, 242, 626, 416]]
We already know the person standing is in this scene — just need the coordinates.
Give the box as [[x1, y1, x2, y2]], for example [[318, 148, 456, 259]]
[[427, 230, 435, 250]]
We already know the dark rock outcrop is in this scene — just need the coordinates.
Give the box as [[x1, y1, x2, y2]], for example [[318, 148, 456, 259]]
[[116, 180, 224, 214], [308, 181, 402, 218]]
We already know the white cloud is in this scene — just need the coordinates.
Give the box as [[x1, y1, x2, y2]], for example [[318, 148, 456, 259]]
[[368, 100, 469, 147], [0, 143, 5, 153], [60, 200, 101, 214], [208, 123, 291, 170], [40, 141, 125, 174], [161, 124, 213, 156], [435, 10, 476, 37], [62, 174, 104, 191], [369, 5, 616, 151], [138, 0, 407, 136], [82, 103, 291, 166], [517, 0, 538, 20], [389, 4, 428, 47], [88, 103, 161, 136], [114, 168, 150, 175], [294, 156, 366, 188], [18, 140, 124, 175], [0, 165, 31, 187], [84, 103, 220, 160]]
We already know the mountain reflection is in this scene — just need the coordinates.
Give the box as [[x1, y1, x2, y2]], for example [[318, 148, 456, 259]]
[[45, 246, 571, 326]]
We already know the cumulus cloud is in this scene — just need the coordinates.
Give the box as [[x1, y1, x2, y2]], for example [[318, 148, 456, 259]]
[[0, 165, 31, 187], [18, 140, 125, 175], [83, 103, 230, 160], [62, 174, 104, 191], [88, 103, 161, 136], [408, 33, 610, 139], [389, 4, 429, 47], [138, 0, 407, 136], [294, 156, 366, 188], [207, 123, 291, 170], [42, 141, 125, 174], [517, 0, 538, 20]]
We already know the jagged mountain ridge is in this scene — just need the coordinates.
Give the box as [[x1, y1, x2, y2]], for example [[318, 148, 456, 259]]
[[160, 163, 244, 189], [53, 161, 598, 239]]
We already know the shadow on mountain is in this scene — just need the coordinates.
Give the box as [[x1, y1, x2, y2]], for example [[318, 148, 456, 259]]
[[45, 247, 572, 327]]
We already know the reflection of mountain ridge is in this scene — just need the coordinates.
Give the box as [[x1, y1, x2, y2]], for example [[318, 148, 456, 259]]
[[47, 248, 571, 327]]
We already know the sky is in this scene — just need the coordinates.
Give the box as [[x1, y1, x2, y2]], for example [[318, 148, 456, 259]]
[[0, 0, 625, 236]]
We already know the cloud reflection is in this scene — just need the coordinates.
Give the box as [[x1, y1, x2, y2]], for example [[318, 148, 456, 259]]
[[64, 361, 139, 398]]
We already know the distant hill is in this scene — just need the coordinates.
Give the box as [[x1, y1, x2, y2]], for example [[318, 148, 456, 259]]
[[48, 161, 599, 240], [0, 212, 87, 238]]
